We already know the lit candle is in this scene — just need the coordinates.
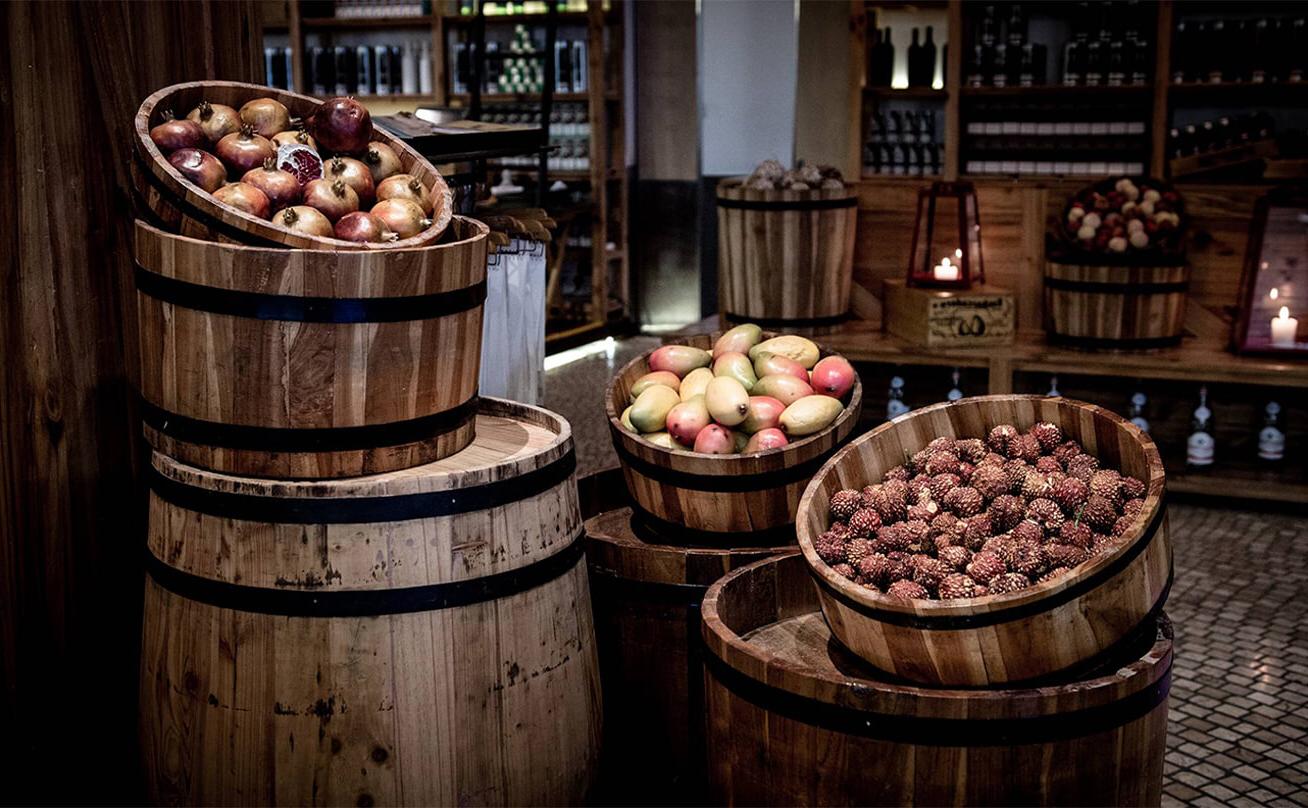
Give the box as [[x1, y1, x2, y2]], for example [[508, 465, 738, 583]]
[[933, 256, 960, 282], [1271, 306, 1298, 347]]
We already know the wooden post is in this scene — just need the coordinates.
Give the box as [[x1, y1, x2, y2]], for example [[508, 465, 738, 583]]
[[588, 1, 608, 328], [1150, 1, 1174, 177], [846, 0, 867, 178], [943, 0, 964, 180]]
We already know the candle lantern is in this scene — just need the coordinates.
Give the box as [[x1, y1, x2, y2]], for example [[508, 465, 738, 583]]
[[1233, 187, 1307, 356], [907, 181, 984, 289]]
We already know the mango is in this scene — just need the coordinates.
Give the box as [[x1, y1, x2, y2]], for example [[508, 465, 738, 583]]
[[712, 323, 763, 357], [666, 395, 710, 446], [779, 395, 844, 437], [679, 367, 713, 401], [753, 352, 810, 383], [752, 374, 814, 406], [643, 431, 677, 449], [629, 384, 680, 433], [693, 424, 735, 454], [630, 370, 680, 402], [748, 335, 820, 369], [648, 344, 711, 377], [705, 376, 750, 427], [712, 351, 757, 392], [809, 355, 856, 399], [732, 430, 750, 452], [740, 395, 786, 433], [620, 405, 635, 432], [744, 427, 789, 453]]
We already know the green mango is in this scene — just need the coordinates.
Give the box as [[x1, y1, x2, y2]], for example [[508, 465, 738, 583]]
[[642, 431, 677, 449], [712, 323, 763, 357], [630, 370, 680, 402], [629, 384, 680, 433], [779, 395, 844, 437], [679, 367, 713, 402], [752, 374, 814, 406], [712, 351, 757, 392], [620, 405, 635, 432], [648, 344, 711, 377], [748, 335, 820, 369], [705, 376, 750, 427]]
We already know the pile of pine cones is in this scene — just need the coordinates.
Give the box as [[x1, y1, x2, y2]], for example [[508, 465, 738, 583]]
[[745, 159, 845, 191]]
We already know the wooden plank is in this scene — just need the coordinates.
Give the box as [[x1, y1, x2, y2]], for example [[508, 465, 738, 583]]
[[943, 0, 963, 180], [1150, 1, 1173, 177]]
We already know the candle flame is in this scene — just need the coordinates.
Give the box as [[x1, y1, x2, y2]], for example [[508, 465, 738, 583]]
[[1279, 306, 1290, 320], [954, 248, 963, 258], [941, 256, 951, 266], [1270, 288, 1279, 300]]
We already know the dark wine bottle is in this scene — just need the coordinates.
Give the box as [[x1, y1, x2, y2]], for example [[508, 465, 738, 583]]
[[1171, 21, 1188, 83], [1005, 4, 1026, 86], [908, 28, 927, 87], [968, 43, 986, 87], [922, 26, 938, 87], [1064, 3, 1089, 86], [866, 26, 882, 86], [1130, 34, 1149, 85], [1207, 20, 1225, 83], [1019, 43, 1035, 87], [1251, 19, 1269, 84], [1107, 38, 1124, 86], [1290, 18, 1306, 83], [882, 27, 897, 86], [979, 5, 998, 86]]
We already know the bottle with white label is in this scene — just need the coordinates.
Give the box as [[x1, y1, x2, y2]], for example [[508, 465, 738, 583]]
[[1128, 391, 1150, 433], [887, 376, 911, 420], [946, 368, 963, 402], [1258, 401, 1285, 462], [1047, 375, 1061, 397], [1186, 386, 1215, 468]]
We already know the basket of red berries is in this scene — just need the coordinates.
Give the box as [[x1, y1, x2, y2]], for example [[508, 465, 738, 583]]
[[796, 394, 1171, 686], [1044, 177, 1189, 349]]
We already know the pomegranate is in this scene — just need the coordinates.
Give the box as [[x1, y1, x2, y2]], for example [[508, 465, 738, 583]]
[[334, 212, 397, 244], [307, 96, 372, 154], [186, 100, 241, 144], [239, 97, 291, 139], [325, 157, 375, 205], [376, 173, 434, 215], [275, 205, 334, 238], [303, 178, 359, 222], [276, 143, 324, 186], [242, 158, 301, 210], [168, 148, 226, 192], [216, 125, 276, 176], [363, 143, 403, 183], [272, 128, 318, 152], [213, 182, 271, 219], [371, 198, 431, 239], [149, 110, 206, 152]]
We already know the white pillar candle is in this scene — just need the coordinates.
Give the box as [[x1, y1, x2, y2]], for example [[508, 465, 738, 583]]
[[1271, 306, 1298, 347], [932, 256, 960, 282]]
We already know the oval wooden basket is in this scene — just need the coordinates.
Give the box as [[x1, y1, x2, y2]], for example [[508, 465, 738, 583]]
[[797, 394, 1172, 686], [134, 217, 488, 479], [1044, 259, 1190, 350], [716, 178, 858, 335], [139, 397, 601, 806], [133, 80, 453, 250], [606, 332, 863, 542], [701, 553, 1171, 807]]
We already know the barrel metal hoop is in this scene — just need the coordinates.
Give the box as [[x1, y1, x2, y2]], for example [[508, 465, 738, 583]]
[[144, 526, 585, 617], [147, 444, 576, 523], [722, 311, 852, 329], [704, 647, 1171, 746], [613, 429, 853, 493], [810, 494, 1168, 629], [586, 564, 711, 604], [716, 196, 858, 211], [627, 504, 797, 548], [140, 394, 480, 454], [1044, 332, 1184, 350], [1043, 277, 1190, 295], [134, 265, 487, 323]]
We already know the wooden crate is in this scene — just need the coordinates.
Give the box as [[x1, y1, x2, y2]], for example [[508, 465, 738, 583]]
[[883, 279, 1015, 348]]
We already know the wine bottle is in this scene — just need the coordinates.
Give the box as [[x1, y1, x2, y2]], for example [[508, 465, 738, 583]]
[[1130, 33, 1149, 85], [887, 376, 910, 419], [1107, 38, 1124, 86], [1171, 21, 1188, 83], [866, 26, 882, 86], [908, 28, 925, 87], [946, 369, 963, 402], [1290, 18, 1305, 83], [968, 44, 987, 87], [923, 26, 938, 87], [1128, 392, 1149, 433], [1258, 402, 1285, 462], [1207, 20, 1225, 83], [877, 27, 896, 86], [979, 5, 998, 86], [1250, 19, 1269, 84], [1186, 387, 1215, 468], [1005, 4, 1026, 86], [1047, 375, 1061, 397]]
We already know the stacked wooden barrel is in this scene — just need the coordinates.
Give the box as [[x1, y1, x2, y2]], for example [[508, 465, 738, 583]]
[[133, 82, 600, 806]]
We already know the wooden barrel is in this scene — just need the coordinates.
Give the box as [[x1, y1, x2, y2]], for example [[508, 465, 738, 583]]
[[1043, 258, 1190, 349], [798, 395, 1171, 686], [134, 80, 453, 250], [702, 553, 1171, 807], [581, 467, 794, 804], [134, 218, 487, 479], [606, 333, 863, 542], [139, 398, 601, 806], [716, 178, 857, 335]]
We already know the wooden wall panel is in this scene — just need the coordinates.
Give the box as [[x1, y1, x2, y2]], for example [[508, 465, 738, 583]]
[[0, 2, 258, 801], [852, 178, 1262, 334]]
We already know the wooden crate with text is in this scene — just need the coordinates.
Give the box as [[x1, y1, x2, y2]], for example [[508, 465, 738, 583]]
[[883, 279, 1015, 347]]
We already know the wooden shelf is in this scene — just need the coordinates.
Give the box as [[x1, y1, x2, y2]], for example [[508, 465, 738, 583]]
[[443, 11, 592, 25], [1169, 81, 1308, 104], [1166, 464, 1308, 505], [864, 86, 947, 99], [301, 15, 433, 28], [450, 92, 594, 102], [960, 84, 1152, 98]]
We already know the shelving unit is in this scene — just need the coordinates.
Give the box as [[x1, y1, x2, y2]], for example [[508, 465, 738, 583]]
[[259, 0, 629, 343]]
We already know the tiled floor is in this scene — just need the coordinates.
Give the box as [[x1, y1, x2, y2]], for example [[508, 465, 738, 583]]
[[545, 339, 1308, 807]]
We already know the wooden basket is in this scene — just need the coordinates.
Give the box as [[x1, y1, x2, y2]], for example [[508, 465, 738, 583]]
[[797, 395, 1172, 686], [133, 80, 453, 250], [139, 398, 600, 806], [606, 332, 863, 542], [134, 217, 487, 479], [701, 553, 1171, 807], [1044, 258, 1190, 349], [716, 178, 857, 335]]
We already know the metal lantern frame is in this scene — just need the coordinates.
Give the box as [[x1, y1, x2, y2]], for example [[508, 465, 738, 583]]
[[907, 180, 985, 290], [1232, 186, 1308, 357]]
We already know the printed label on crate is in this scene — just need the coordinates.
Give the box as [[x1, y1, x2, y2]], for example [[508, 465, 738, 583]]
[[926, 295, 1014, 344]]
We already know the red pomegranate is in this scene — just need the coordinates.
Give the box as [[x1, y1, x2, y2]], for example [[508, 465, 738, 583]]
[[276, 143, 324, 187], [334, 212, 397, 244], [364, 143, 403, 183], [186, 100, 241, 144], [216, 125, 276, 176], [275, 205, 334, 238], [308, 96, 372, 154], [326, 157, 375, 205], [272, 129, 318, 152], [213, 182, 271, 219], [168, 148, 226, 192], [371, 198, 431, 239], [242, 159, 302, 210], [376, 173, 434, 215], [149, 110, 206, 152], [303, 178, 359, 222], [239, 97, 292, 139]]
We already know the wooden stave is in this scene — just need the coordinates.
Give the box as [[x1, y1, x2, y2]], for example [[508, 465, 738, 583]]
[[134, 80, 453, 251], [604, 332, 864, 537], [701, 553, 1170, 807], [795, 394, 1172, 686], [1043, 261, 1190, 346], [133, 217, 488, 479], [139, 397, 601, 806], [715, 178, 858, 332]]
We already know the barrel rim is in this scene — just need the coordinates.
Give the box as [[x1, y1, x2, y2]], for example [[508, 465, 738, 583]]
[[151, 396, 572, 498], [604, 332, 864, 477], [796, 394, 1167, 618], [701, 553, 1174, 716], [715, 176, 858, 203], [135, 80, 452, 251]]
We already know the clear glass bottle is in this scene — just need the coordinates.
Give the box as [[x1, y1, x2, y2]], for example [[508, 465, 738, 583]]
[[1046, 375, 1061, 397], [1186, 386, 1215, 467], [887, 376, 911, 419], [1128, 391, 1149, 433], [946, 368, 963, 402], [1258, 401, 1285, 462]]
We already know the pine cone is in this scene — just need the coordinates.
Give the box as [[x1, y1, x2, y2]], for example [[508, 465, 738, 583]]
[[923, 451, 962, 477], [902, 519, 931, 551], [943, 486, 984, 517], [961, 513, 994, 549], [1035, 456, 1064, 475], [908, 499, 941, 522], [1031, 421, 1063, 452], [814, 533, 848, 564], [1011, 519, 1046, 545], [845, 538, 876, 567], [847, 507, 882, 538], [966, 550, 1007, 584], [1066, 454, 1099, 483], [970, 464, 1010, 501], [1026, 498, 1065, 532], [956, 438, 988, 464], [1008, 433, 1042, 463], [1081, 494, 1118, 532], [938, 545, 972, 571], [1089, 469, 1124, 506], [929, 473, 961, 502], [1057, 520, 1093, 549], [1121, 475, 1146, 500], [1053, 439, 1083, 465], [987, 424, 1019, 455], [1003, 459, 1031, 493], [1037, 566, 1071, 584], [938, 573, 982, 599], [1051, 476, 1089, 514], [1111, 515, 1135, 537], [829, 489, 862, 521], [886, 579, 929, 600], [876, 523, 911, 553], [884, 464, 910, 482], [926, 436, 957, 454], [858, 553, 891, 586], [989, 494, 1027, 532], [1009, 540, 1048, 578], [988, 572, 1031, 595], [1046, 543, 1089, 569], [831, 562, 857, 581], [911, 555, 954, 593]]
